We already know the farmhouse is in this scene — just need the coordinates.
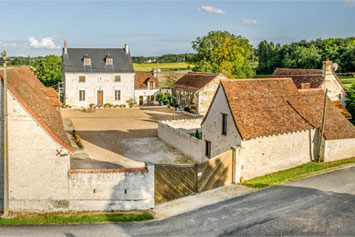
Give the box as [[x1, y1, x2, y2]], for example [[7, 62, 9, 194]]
[[0, 66, 74, 212], [62, 41, 135, 108], [272, 59, 347, 107], [201, 78, 355, 181], [171, 72, 227, 115], [134, 71, 160, 106]]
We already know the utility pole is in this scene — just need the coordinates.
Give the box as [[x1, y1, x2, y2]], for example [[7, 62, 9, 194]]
[[318, 88, 328, 162]]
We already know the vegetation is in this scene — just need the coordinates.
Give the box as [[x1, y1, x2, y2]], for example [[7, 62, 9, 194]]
[[0, 212, 153, 225], [190, 31, 255, 78], [31, 55, 62, 89], [156, 92, 172, 106], [72, 130, 83, 148], [346, 81, 355, 124], [126, 98, 137, 108], [133, 62, 191, 72], [189, 132, 202, 139], [243, 157, 355, 188], [132, 53, 195, 64], [255, 37, 355, 74]]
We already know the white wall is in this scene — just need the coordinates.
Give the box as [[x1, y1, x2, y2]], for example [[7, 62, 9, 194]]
[[69, 163, 154, 211], [322, 62, 346, 106], [0, 82, 4, 211], [64, 72, 135, 107], [198, 75, 224, 115], [134, 88, 160, 105], [158, 119, 203, 162], [202, 85, 242, 158], [7, 92, 71, 213], [235, 129, 318, 182], [323, 138, 355, 162]]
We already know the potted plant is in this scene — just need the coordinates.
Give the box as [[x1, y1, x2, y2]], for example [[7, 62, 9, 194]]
[[89, 103, 96, 109], [104, 103, 111, 109]]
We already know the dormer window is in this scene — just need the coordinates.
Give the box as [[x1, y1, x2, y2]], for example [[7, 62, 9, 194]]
[[106, 57, 113, 65], [83, 57, 91, 66]]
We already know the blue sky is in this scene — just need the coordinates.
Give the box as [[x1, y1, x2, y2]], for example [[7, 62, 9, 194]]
[[0, 0, 354, 57]]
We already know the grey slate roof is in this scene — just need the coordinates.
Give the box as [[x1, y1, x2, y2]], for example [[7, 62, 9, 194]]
[[63, 48, 134, 73]]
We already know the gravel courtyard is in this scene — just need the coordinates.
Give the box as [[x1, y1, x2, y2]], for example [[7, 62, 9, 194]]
[[61, 108, 195, 168]]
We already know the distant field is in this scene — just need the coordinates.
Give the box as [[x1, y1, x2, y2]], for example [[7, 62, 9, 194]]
[[133, 62, 191, 72], [340, 77, 354, 89]]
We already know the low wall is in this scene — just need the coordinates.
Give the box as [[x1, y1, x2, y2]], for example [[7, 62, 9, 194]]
[[158, 119, 203, 161], [68, 163, 154, 211], [236, 129, 318, 182], [323, 138, 355, 162]]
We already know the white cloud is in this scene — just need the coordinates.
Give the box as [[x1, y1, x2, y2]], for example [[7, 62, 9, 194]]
[[242, 19, 258, 26], [0, 39, 16, 47], [198, 5, 226, 15], [27, 36, 60, 49], [344, 0, 355, 7]]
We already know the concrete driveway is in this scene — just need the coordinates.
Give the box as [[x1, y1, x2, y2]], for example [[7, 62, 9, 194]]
[[61, 108, 194, 168], [1, 165, 354, 236]]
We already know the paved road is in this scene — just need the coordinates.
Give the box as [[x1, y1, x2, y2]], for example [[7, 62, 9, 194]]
[[1, 166, 354, 236]]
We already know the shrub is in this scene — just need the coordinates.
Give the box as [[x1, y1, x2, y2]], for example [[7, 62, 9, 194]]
[[72, 130, 84, 149], [184, 107, 190, 112], [126, 98, 137, 108], [346, 81, 355, 125]]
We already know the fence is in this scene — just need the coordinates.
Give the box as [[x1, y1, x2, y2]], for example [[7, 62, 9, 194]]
[[154, 150, 233, 204]]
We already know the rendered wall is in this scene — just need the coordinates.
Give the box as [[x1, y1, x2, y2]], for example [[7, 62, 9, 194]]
[[323, 138, 355, 162], [69, 163, 155, 211], [236, 129, 318, 182], [0, 82, 4, 211], [202, 85, 242, 158], [322, 62, 346, 106], [64, 72, 135, 107], [7, 92, 71, 213], [134, 88, 160, 105], [198, 75, 225, 115], [158, 119, 203, 161]]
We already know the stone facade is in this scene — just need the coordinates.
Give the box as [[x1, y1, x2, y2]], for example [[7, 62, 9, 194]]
[[64, 72, 135, 108], [322, 138, 355, 162], [69, 163, 154, 211], [322, 61, 347, 106], [134, 88, 160, 106], [158, 119, 204, 162]]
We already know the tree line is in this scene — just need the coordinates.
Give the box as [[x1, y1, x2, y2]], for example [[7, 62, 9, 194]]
[[132, 53, 195, 64]]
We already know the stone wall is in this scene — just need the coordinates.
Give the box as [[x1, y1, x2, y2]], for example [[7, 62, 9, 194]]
[[323, 138, 355, 162], [134, 88, 160, 105], [322, 61, 346, 106], [235, 129, 319, 182], [0, 82, 4, 211], [64, 72, 135, 108], [69, 163, 154, 211], [202, 85, 242, 158], [198, 75, 226, 115], [158, 119, 203, 161]]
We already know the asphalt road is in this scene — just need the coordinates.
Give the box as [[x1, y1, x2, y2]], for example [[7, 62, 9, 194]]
[[1, 166, 354, 236]]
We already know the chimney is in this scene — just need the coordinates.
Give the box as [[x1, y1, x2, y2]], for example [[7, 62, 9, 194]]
[[322, 58, 332, 78], [64, 40, 68, 55], [125, 44, 129, 55], [153, 68, 157, 78]]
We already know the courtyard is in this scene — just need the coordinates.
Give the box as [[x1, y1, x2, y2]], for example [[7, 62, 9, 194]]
[[61, 107, 196, 168]]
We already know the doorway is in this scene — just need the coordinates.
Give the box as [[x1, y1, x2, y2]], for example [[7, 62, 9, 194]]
[[97, 90, 103, 105]]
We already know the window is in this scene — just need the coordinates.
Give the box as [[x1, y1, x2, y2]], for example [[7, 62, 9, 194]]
[[115, 76, 121, 82], [79, 76, 86, 83], [148, 95, 155, 102], [106, 57, 113, 65], [115, 90, 121, 101], [205, 140, 211, 158], [222, 113, 227, 136], [148, 81, 154, 90], [83, 58, 91, 66], [79, 90, 85, 101]]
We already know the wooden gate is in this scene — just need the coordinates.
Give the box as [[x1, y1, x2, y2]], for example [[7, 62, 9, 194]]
[[154, 164, 197, 204], [154, 150, 233, 203]]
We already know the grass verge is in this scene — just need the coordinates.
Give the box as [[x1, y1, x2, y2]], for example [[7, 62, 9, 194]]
[[242, 157, 355, 188], [0, 211, 153, 225]]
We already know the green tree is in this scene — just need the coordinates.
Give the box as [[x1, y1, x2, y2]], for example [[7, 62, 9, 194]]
[[190, 31, 255, 78], [282, 44, 321, 69], [31, 55, 62, 89], [346, 82, 355, 125]]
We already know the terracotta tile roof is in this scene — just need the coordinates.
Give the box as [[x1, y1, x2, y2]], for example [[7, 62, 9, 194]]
[[134, 71, 159, 89], [272, 68, 323, 89], [220, 78, 319, 140], [0, 66, 74, 153], [299, 89, 355, 140], [332, 100, 352, 119], [171, 72, 219, 91]]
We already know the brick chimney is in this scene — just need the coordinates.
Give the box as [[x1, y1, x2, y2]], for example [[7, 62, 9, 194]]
[[64, 40, 68, 55], [322, 58, 332, 78], [125, 44, 129, 55]]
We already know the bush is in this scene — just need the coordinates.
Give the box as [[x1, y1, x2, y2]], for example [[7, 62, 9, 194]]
[[72, 130, 83, 149], [184, 107, 190, 112], [126, 98, 137, 108], [346, 81, 355, 125]]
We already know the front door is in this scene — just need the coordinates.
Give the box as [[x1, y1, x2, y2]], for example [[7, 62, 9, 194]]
[[139, 96, 144, 106], [97, 90, 103, 105]]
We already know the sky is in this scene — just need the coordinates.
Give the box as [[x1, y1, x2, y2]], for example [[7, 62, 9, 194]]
[[0, 0, 354, 57]]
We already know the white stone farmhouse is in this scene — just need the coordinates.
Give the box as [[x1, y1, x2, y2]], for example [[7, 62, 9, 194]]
[[201, 78, 355, 182], [134, 71, 160, 106], [62, 41, 135, 107], [171, 72, 227, 115], [272, 59, 348, 108]]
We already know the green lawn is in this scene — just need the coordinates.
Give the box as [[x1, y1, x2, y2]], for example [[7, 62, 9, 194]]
[[133, 62, 191, 72], [242, 157, 355, 188], [340, 77, 354, 89], [189, 132, 202, 139], [0, 212, 153, 225]]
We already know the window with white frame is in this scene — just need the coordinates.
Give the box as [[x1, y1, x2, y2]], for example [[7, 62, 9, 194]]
[[79, 90, 86, 101], [83, 58, 91, 66], [114, 90, 121, 101], [106, 57, 113, 65]]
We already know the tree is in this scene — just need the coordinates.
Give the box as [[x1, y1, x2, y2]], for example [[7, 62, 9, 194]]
[[346, 81, 355, 125], [190, 31, 255, 78], [31, 55, 62, 89], [282, 44, 321, 69]]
